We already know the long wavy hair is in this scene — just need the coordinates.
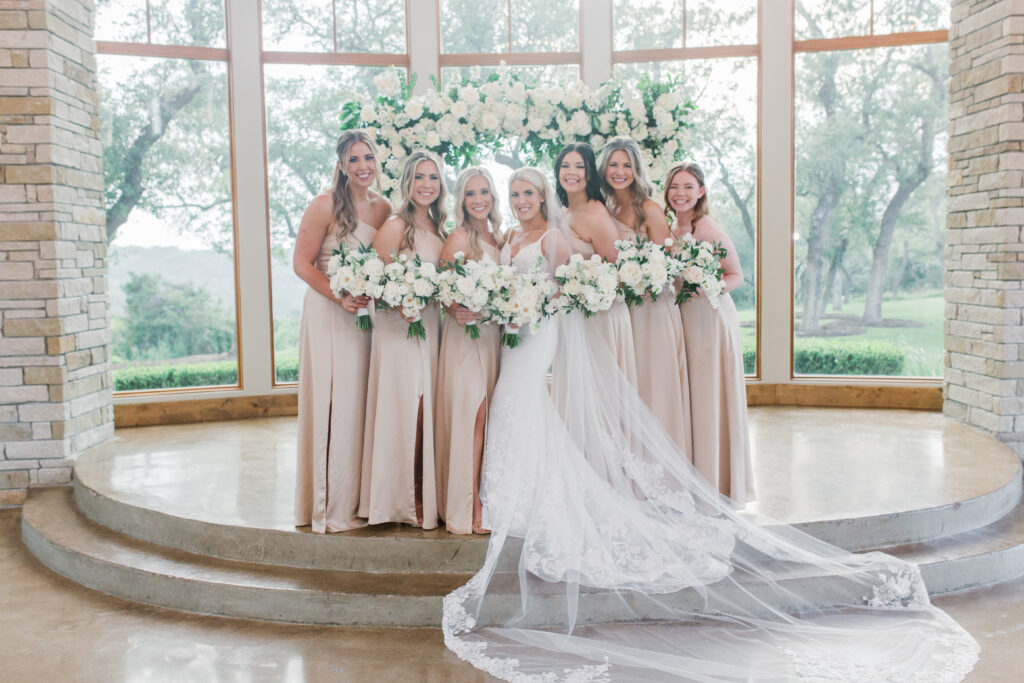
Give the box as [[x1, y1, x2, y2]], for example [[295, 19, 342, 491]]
[[394, 151, 447, 251], [330, 130, 382, 240], [597, 136, 656, 237], [451, 166, 502, 258], [663, 161, 709, 227], [553, 142, 603, 208]]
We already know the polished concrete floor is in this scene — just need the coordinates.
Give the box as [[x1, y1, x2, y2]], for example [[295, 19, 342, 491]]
[[2, 507, 1024, 682], [74, 408, 1021, 530]]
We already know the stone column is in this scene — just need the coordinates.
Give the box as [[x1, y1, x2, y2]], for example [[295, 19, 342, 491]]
[[0, 0, 111, 505], [945, 0, 1024, 459]]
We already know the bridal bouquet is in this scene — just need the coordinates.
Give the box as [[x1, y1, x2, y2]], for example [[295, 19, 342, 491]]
[[379, 253, 440, 339], [436, 252, 502, 340], [674, 234, 728, 308], [487, 258, 558, 348], [554, 253, 619, 317], [327, 243, 386, 330], [614, 236, 681, 307]]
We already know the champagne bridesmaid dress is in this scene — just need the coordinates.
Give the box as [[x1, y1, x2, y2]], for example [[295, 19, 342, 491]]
[[567, 229, 638, 388], [614, 220, 691, 454], [294, 220, 377, 532], [434, 242, 501, 534], [359, 229, 445, 528], [678, 288, 755, 505]]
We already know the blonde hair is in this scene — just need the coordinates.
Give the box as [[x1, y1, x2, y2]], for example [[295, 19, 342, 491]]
[[395, 151, 448, 251], [451, 166, 502, 258], [598, 136, 655, 237], [331, 130, 382, 240], [508, 166, 554, 223], [663, 161, 709, 226]]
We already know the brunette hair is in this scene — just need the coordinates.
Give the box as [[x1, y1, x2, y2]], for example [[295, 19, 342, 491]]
[[553, 142, 603, 207], [663, 161, 709, 226], [597, 136, 656, 237], [330, 130, 381, 240]]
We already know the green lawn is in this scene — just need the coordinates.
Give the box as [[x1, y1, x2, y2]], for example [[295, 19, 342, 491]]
[[734, 289, 944, 377]]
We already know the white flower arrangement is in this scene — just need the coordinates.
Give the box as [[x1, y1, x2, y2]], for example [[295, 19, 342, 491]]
[[486, 257, 559, 348], [674, 234, 728, 308], [554, 253, 619, 317], [340, 66, 693, 195], [327, 243, 385, 330], [436, 252, 503, 340], [378, 252, 440, 339], [614, 236, 681, 307]]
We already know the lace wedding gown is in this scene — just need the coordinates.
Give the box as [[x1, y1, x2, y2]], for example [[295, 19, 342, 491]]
[[443, 231, 979, 682]]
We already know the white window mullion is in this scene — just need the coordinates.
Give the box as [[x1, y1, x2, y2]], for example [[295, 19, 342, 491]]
[[407, 0, 440, 94], [580, 0, 612, 87], [758, 0, 795, 383]]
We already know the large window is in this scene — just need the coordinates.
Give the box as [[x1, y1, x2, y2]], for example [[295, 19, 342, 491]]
[[96, 1, 239, 393], [614, 0, 759, 375], [793, 1, 949, 378], [261, 1, 408, 383]]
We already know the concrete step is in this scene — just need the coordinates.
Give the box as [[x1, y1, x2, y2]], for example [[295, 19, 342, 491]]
[[22, 487, 469, 627]]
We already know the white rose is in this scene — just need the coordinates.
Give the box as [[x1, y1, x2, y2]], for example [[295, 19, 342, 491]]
[[360, 103, 378, 123], [481, 111, 501, 131], [458, 85, 480, 104], [451, 100, 469, 120], [405, 99, 423, 120], [627, 97, 646, 120], [373, 70, 401, 97], [570, 110, 591, 136], [619, 261, 643, 288], [426, 130, 441, 147]]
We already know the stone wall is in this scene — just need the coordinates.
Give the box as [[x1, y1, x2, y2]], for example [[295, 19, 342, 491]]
[[0, 0, 111, 505], [945, 0, 1024, 459]]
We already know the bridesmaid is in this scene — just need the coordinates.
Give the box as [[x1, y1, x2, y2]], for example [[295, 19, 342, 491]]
[[554, 143, 638, 387], [434, 167, 502, 535], [360, 151, 447, 528], [293, 130, 390, 533], [598, 137, 691, 454], [664, 161, 755, 505]]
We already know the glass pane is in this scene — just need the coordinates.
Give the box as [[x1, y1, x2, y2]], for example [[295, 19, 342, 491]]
[[336, 0, 407, 52], [264, 64, 403, 383], [616, 57, 759, 375], [99, 55, 238, 391], [614, 0, 682, 51], [94, 0, 148, 43], [686, 0, 758, 47], [796, 0, 871, 39], [261, 0, 333, 52], [874, 0, 950, 33], [794, 43, 948, 377], [441, 64, 580, 88], [441, 0, 508, 53], [511, 0, 579, 52], [149, 0, 226, 47]]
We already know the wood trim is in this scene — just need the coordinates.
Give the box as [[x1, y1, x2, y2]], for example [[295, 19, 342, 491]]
[[438, 52, 581, 67], [793, 30, 948, 53], [261, 51, 410, 66], [746, 384, 942, 410], [613, 45, 760, 63], [95, 42, 229, 60], [115, 393, 298, 428]]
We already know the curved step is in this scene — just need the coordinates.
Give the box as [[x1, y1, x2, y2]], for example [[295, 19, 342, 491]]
[[22, 488, 468, 627]]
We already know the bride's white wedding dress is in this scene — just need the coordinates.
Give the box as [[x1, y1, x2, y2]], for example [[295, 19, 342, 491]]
[[443, 231, 979, 682]]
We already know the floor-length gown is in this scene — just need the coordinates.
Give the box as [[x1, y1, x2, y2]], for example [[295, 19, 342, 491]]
[[434, 242, 501, 534], [359, 229, 444, 528], [679, 292, 755, 504], [616, 220, 691, 454], [294, 221, 376, 533], [566, 229, 637, 388]]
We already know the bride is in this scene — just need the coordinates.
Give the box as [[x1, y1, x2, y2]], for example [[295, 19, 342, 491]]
[[443, 167, 979, 682]]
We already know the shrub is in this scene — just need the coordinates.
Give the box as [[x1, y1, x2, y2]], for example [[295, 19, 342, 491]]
[[275, 354, 299, 383], [739, 338, 904, 376], [114, 360, 238, 391]]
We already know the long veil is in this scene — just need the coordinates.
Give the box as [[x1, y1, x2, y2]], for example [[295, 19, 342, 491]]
[[442, 207, 979, 681]]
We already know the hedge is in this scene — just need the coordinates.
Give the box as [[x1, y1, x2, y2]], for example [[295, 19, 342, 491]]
[[740, 337, 905, 376], [115, 339, 904, 391]]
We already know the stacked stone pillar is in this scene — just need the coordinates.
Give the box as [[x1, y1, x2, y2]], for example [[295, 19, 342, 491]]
[[0, 0, 111, 505], [945, 0, 1024, 459]]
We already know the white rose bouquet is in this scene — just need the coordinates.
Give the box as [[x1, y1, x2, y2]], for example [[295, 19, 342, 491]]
[[674, 234, 728, 308], [554, 253, 619, 317], [614, 236, 681, 307], [486, 257, 558, 349], [378, 252, 440, 339], [436, 252, 502, 340], [327, 243, 385, 331]]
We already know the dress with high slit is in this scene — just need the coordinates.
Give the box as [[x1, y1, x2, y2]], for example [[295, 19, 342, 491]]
[[294, 220, 376, 532], [359, 228, 444, 528]]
